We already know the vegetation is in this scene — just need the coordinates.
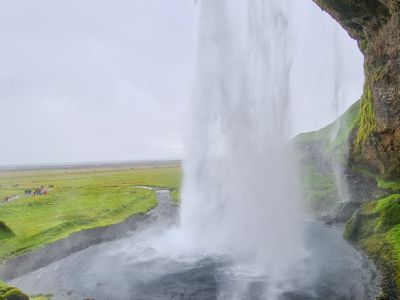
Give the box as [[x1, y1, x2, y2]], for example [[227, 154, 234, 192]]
[[0, 281, 51, 300], [0, 281, 29, 300], [294, 92, 400, 295], [293, 100, 361, 212], [0, 221, 15, 240], [344, 193, 400, 295], [169, 188, 180, 202], [299, 165, 337, 213], [354, 83, 375, 155], [0, 165, 181, 260], [294, 99, 360, 164], [377, 179, 400, 193]]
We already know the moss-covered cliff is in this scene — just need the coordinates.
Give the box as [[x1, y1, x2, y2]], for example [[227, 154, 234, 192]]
[[294, 99, 400, 298], [313, 0, 400, 179], [308, 1, 400, 298], [293, 100, 380, 216]]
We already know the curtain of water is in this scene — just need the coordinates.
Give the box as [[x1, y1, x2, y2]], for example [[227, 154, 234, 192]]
[[179, 0, 303, 297], [330, 29, 351, 204]]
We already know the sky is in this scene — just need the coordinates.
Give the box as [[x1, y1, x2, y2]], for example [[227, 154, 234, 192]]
[[0, 0, 363, 165]]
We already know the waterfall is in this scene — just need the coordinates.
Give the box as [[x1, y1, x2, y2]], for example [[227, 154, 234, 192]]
[[330, 29, 351, 205], [179, 0, 303, 297]]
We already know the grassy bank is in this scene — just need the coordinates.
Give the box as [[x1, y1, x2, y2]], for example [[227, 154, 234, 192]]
[[0, 165, 181, 261]]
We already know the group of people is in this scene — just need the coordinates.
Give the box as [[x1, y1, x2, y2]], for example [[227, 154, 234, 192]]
[[25, 186, 48, 196], [2, 186, 49, 203]]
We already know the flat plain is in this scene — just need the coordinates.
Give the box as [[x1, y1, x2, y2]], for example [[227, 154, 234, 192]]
[[0, 163, 181, 261]]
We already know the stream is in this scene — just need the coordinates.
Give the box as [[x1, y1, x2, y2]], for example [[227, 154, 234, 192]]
[[9, 190, 379, 300]]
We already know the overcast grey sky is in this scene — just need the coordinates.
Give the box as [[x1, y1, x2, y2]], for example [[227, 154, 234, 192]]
[[0, 0, 363, 165]]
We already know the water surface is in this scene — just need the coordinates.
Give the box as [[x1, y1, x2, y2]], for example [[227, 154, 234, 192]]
[[11, 191, 378, 300]]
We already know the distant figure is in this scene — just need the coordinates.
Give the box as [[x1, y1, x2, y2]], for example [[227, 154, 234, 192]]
[[3, 197, 9, 202]]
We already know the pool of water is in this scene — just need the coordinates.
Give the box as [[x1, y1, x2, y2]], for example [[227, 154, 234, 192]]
[[10, 191, 378, 300]]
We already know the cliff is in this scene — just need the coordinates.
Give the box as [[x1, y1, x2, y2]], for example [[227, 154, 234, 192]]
[[299, 3, 400, 297], [313, 0, 400, 179]]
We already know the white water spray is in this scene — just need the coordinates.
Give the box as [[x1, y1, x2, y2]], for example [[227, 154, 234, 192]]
[[330, 29, 352, 205], [179, 0, 303, 296]]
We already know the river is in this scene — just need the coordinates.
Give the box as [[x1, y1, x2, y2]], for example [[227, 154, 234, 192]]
[[9, 190, 378, 300]]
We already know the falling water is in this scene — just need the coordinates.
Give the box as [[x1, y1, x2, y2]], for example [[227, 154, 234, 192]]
[[330, 29, 351, 204], [179, 0, 303, 297], [5, 2, 381, 299]]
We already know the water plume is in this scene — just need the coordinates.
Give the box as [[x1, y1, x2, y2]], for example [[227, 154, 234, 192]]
[[179, 0, 303, 297], [329, 29, 351, 205]]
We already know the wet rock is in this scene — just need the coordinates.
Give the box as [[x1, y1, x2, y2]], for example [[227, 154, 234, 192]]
[[313, 0, 400, 179], [324, 201, 360, 225]]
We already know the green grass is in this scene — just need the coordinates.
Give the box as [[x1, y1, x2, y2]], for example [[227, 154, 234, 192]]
[[0, 189, 24, 203], [377, 179, 400, 193], [0, 165, 181, 260], [292, 101, 361, 212], [299, 165, 337, 212], [169, 188, 180, 202], [0, 221, 15, 240], [294, 99, 361, 165]]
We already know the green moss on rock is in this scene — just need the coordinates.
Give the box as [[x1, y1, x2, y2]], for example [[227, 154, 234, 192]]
[[0, 282, 29, 300], [0, 282, 51, 300], [315, 0, 400, 179], [344, 195, 400, 296], [377, 179, 400, 193], [354, 83, 375, 155]]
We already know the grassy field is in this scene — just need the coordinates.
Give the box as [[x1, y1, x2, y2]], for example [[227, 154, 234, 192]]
[[0, 164, 181, 261]]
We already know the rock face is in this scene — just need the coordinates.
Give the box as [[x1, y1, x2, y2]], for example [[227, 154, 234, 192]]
[[313, 0, 400, 179]]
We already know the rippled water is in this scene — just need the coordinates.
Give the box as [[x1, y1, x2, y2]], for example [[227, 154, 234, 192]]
[[10, 191, 378, 300]]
